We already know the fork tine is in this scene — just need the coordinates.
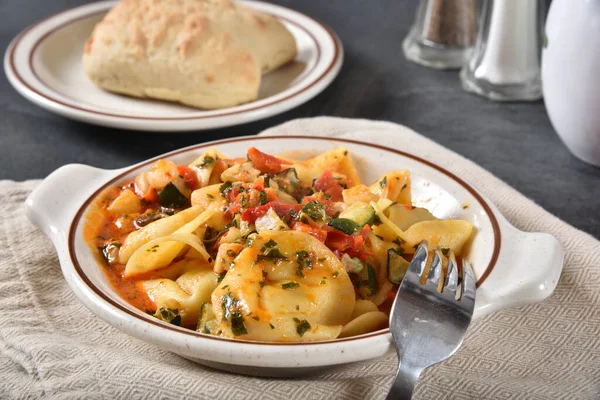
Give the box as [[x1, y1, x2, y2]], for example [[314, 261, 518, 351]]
[[443, 251, 459, 298], [426, 250, 443, 288], [462, 260, 476, 303], [408, 241, 429, 279]]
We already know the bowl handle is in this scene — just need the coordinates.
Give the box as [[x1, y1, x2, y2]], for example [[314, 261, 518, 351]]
[[474, 218, 564, 318], [25, 164, 113, 242]]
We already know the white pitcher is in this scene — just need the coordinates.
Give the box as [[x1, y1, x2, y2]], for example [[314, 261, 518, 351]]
[[542, 0, 600, 167]]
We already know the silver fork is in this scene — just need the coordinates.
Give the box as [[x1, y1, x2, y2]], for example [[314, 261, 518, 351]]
[[386, 241, 476, 399]]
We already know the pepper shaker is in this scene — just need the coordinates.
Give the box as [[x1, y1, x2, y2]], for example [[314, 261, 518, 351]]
[[403, 0, 477, 69], [460, 0, 545, 101]]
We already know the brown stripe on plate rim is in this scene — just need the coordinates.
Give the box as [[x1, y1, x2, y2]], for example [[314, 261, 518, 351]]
[[9, 2, 340, 121], [68, 136, 501, 346]]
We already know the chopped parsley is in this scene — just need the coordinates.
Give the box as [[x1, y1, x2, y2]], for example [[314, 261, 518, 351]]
[[221, 292, 248, 336], [282, 282, 300, 290], [219, 182, 233, 197], [152, 307, 181, 326], [301, 201, 328, 222], [258, 191, 269, 205], [257, 240, 288, 261], [293, 318, 311, 337], [295, 250, 312, 277], [380, 176, 387, 188], [199, 156, 215, 168], [393, 237, 405, 246]]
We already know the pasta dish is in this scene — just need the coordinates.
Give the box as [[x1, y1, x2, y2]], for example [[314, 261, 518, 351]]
[[84, 147, 473, 342]]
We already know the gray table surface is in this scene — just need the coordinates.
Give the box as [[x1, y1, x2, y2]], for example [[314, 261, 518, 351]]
[[1, 0, 598, 238]]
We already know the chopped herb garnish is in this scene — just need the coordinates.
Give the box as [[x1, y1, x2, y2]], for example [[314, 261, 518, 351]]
[[152, 307, 181, 326], [295, 250, 312, 278], [221, 285, 229, 289], [252, 315, 260, 321], [441, 248, 450, 256], [401, 184, 407, 190], [219, 182, 233, 197], [261, 239, 277, 251], [393, 237, 406, 246], [332, 271, 340, 278], [258, 191, 269, 205], [259, 281, 265, 287], [380, 176, 387, 188], [301, 201, 328, 222], [462, 205, 469, 210], [317, 257, 326, 262], [257, 247, 288, 261], [221, 292, 248, 336], [282, 282, 300, 290], [217, 271, 227, 283], [269, 323, 275, 329], [199, 156, 215, 168], [293, 318, 311, 337], [295, 305, 300, 311], [264, 175, 270, 188], [320, 280, 326, 285], [206, 193, 214, 199]]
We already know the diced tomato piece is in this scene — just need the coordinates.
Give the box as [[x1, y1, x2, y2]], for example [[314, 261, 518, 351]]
[[292, 222, 327, 242], [272, 202, 303, 224], [177, 165, 200, 191], [144, 188, 159, 203], [241, 203, 273, 224], [314, 171, 344, 202], [247, 147, 291, 174], [252, 180, 265, 192], [325, 225, 372, 262]]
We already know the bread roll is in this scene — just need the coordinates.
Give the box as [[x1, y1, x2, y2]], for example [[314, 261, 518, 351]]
[[83, 0, 297, 109]]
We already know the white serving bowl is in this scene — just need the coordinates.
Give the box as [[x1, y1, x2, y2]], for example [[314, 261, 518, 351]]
[[25, 136, 563, 377]]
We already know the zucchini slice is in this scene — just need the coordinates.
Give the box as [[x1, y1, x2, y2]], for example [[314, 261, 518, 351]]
[[329, 202, 375, 234], [328, 218, 360, 235], [158, 183, 188, 208], [339, 202, 375, 227], [350, 262, 378, 299], [387, 248, 410, 284]]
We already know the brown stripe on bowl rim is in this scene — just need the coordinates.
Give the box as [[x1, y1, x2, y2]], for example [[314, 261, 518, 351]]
[[8, 2, 340, 120], [68, 136, 501, 346]]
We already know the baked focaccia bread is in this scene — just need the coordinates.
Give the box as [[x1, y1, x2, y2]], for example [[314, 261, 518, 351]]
[[83, 0, 297, 109]]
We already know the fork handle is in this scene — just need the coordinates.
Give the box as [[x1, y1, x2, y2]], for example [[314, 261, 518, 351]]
[[386, 357, 424, 400]]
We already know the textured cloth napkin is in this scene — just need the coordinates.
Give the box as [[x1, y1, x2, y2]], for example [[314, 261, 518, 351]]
[[1, 117, 599, 399]]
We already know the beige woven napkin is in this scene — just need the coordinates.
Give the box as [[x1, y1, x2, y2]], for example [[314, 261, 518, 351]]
[[1, 117, 598, 399]]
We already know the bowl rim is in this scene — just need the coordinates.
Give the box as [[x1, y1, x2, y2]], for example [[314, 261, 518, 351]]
[[68, 135, 501, 346]]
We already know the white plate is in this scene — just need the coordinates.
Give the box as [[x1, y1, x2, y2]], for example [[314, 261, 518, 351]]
[[25, 136, 564, 377], [4, 1, 343, 132]]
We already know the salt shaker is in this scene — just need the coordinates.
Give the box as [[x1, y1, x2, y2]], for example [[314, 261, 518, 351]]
[[460, 0, 545, 101], [403, 0, 477, 69]]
